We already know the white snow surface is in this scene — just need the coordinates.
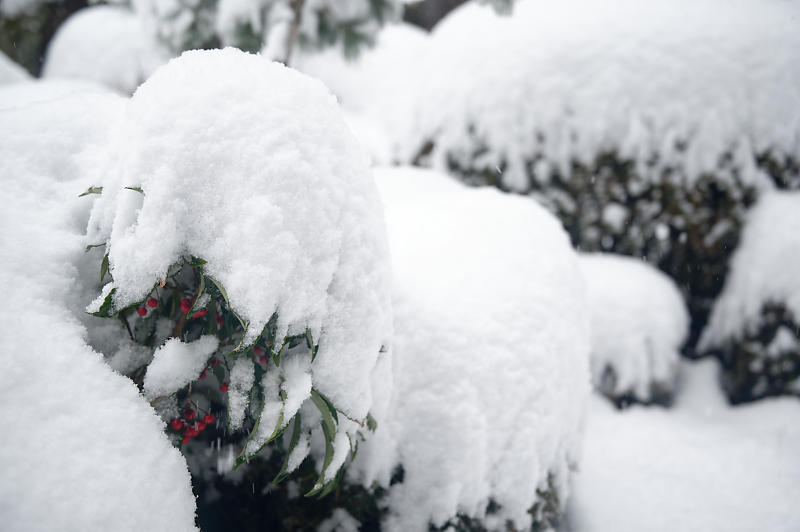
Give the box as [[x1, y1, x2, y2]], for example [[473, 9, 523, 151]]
[[579, 253, 688, 401], [403, 0, 800, 191], [86, 48, 393, 424], [144, 336, 219, 400], [567, 359, 800, 531], [0, 50, 29, 85], [0, 86, 197, 531], [294, 23, 429, 163], [43, 6, 167, 94], [701, 191, 800, 349], [355, 167, 591, 530]]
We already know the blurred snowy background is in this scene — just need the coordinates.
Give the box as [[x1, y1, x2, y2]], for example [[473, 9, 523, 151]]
[[1, 0, 799, 531]]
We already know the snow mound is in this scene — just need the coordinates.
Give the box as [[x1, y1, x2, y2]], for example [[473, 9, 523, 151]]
[[568, 358, 800, 532], [0, 50, 29, 84], [0, 91, 197, 531], [43, 5, 166, 94], [0, 78, 113, 111], [356, 167, 590, 530], [404, 0, 800, 191], [701, 191, 800, 347], [86, 48, 392, 422], [579, 253, 688, 403]]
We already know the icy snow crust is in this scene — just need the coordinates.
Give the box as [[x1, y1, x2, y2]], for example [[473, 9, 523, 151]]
[[701, 191, 800, 348], [86, 48, 392, 421], [0, 85, 197, 531], [579, 254, 688, 402], [43, 5, 166, 94], [359, 167, 591, 530], [404, 0, 800, 192]]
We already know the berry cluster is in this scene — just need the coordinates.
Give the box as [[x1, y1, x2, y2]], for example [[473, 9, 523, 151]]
[[169, 406, 216, 446]]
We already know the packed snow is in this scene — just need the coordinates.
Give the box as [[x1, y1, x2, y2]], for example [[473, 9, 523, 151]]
[[144, 336, 220, 400], [701, 191, 800, 348], [402, 0, 800, 192], [579, 253, 688, 403], [42, 5, 166, 94], [567, 359, 800, 531], [0, 83, 197, 531], [354, 167, 591, 530]]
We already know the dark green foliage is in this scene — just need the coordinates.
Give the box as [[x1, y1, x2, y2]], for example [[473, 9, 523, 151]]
[[705, 303, 800, 403]]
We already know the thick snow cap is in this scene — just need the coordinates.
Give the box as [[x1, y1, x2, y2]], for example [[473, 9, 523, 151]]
[[579, 253, 688, 402], [358, 167, 590, 530], [86, 48, 392, 421], [405, 0, 800, 191]]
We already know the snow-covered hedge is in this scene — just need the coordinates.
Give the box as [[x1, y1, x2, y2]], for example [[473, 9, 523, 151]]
[[350, 167, 590, 531], [700, 192, 800, 402], [579, 253, 689, 406], [43, 6, 166, 94], [84, 48, 393, 491], [402, 0, 800, 345], [0, 82, 197, 532]]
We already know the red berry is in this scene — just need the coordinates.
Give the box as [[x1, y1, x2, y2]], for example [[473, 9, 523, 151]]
[[199, 369, 207, 379], [219, 382, 228, 393], [184, 427, 199, 438], [184, 409, 195, 420], [210, 359, 219, 368], [147, 297, 158, 308], [181, 436, 190, 445], [136, 306, 147, 317], [170, 418, 183, 430], [203, 413, 214, 424], [180, 298, 192, 314], [254, 346, 263, 355], [198, 422, 206, 431], [191, 308, 207, 319], [259, 356, 267, 364]]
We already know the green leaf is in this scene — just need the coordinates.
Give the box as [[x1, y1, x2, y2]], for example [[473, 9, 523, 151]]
[[311, 388, 338, 425], [189, 274, 205, 313], [188, 256, 207, 267], [205, 275, 229, 308], [272, 413, 303, 485], [124, 186, 144, 195], [88, 287, 116, 318], [100, 252, 110, 284], [84, 243, 105, 252], [366, 412, 377, 432], [212, 364, 225, 384], [305, 418, 335, 498], [78, 186, 103, 197]]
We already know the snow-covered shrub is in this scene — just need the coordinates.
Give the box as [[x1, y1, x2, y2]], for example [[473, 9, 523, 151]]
[[42, 6, 167, 94], [131, 0, 401, 64], [579, 253, 689, 406], [0, 83, 197, 531], [84, 48, 392, 494], [403, 0, 800, 346], [349, 167, 590, 531], [699, 192, 800, 402]]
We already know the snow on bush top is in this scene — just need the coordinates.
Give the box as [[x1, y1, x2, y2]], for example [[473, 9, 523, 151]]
[[355, 167, 590, 530], [0, 91, 197, 532], [578, 253, 688, 402], [43, 6, 166, 94], [0, 50, 29, 85], [700, 191, 800, 348], [86, 48, 392, 420], [404, 0, 800, 191]]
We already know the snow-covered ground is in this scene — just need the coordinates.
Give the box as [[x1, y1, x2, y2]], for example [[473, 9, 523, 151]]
[[567, 358, 800, 532]]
